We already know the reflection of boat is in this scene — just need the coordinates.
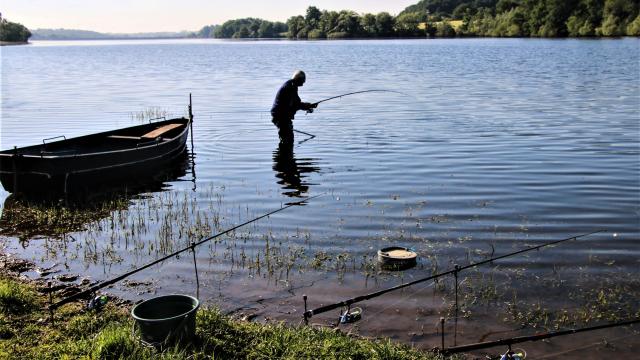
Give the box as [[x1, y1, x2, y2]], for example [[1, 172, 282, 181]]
[[272, 142, 320, 198], [0, 149, 191, 238], [0, 115, 191, 195]]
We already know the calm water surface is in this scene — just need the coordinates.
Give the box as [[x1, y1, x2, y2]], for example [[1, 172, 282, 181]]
[[1, 38, 639, 357]]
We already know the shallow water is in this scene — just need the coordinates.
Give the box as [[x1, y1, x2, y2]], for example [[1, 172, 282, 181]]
[[1, 38, 639, 358]]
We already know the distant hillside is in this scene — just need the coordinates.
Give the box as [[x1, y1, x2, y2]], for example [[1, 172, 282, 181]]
[[401, 0, 498, 17], [31, 28, 195, 40], [400, 0, 640, 37]]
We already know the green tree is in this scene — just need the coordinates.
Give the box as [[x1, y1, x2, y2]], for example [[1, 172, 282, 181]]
[[197, 25, 217, 38], [235, 25, 250, 38], [258, 21, 274, 38], [395, 11, 428, 36], [306, 6, 322, 28], [436, 20, 457, 36], [598, 0, 638, 35], [403, 0, 499, 17], [491, 7, 527, 36], [361, 13, 377, 36], [335, 10, 361, 36], [496, 0, 519, 13], [464, 7, 495, 36], [452, 3, 475, 19], [316, 10, 336, 35], [566, 0, 605, 36], [286, 15, 305, 38], [375, 12, 395, 36], [537, 0, 578, 37], [627, 13, 640, 35], [0, 16, 31, 42]]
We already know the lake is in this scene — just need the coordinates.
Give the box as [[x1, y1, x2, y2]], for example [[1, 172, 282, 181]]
[[1, 38, 639, 358]]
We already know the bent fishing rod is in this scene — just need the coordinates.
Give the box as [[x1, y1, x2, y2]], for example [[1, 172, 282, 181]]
[[303, 229, 603, 320], [50, 194, 323, 310], [310, 89, 409, 108], [441, 317, 640, 355]]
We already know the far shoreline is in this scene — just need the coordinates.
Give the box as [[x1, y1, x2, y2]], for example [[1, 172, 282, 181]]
[[0, 40, 29, 46], [27, 35, 639, 42]]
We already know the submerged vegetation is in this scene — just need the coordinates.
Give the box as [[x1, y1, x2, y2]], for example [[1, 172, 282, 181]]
[[195, 1, 640, 39], [1, 183, 637, 356]]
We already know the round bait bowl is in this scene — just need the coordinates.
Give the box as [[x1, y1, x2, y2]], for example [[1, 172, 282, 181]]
[[131, 294, 199, 347], [377, 246, 417, 270]]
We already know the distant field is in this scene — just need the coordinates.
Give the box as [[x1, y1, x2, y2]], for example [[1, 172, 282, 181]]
[[419, 20, 464, 30]]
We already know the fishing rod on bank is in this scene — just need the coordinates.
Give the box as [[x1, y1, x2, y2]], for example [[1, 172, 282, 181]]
[[440, 317, 640, 356], [50, 193, 324, 311], [302, 229, 604, 322]]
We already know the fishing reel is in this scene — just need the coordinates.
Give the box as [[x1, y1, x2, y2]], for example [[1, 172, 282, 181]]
[[498, 347, 526, 360], [339, 306, 362, 324]]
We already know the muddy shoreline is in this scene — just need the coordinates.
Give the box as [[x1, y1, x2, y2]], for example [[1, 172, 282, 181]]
[[2, 246, 638, 359]]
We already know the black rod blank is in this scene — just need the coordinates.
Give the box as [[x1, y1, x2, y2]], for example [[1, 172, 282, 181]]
[[311, 90, 408, 106], [303, 230, 603, 320], [441, 318, 640, 355], [50, 194, 323, 310]]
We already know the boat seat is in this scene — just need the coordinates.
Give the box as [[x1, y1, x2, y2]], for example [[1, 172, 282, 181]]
[[141, 123, 182, 139], [108, 135, 143, 140]]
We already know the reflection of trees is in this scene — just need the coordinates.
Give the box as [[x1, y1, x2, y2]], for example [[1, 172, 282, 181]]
[[272, 142, 320, 198]]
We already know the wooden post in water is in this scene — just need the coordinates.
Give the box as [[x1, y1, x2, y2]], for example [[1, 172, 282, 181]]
[[189, 93, 194, 151], [12, 146, 18, 194]]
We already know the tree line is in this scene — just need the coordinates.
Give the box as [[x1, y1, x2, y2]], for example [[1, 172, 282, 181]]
[[0, 14, 32, 42], [197, 18, 287, 39], [423, 0, 640, 37], [197, 1, 639, 39]]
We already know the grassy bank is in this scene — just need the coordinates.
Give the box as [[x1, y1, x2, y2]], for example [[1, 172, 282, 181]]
[[0, 275, 448, 359]]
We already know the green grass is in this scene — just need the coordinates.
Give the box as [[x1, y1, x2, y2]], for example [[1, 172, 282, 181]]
[[0, 277, 39, 315], [0, 276, 448, 360]]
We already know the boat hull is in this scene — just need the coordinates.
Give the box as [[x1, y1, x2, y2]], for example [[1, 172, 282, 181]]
[[0, 117, 191, 195]]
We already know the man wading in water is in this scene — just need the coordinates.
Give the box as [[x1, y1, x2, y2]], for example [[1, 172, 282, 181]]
[[271, 70, 317, 144]]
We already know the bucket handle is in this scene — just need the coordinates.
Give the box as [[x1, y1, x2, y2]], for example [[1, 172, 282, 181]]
[[132, 313, 192, 349]]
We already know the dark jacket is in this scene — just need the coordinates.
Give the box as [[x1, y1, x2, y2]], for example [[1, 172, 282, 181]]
[[271, 80, 311, 121]]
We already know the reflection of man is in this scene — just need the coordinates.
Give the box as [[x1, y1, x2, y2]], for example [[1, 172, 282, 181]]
[[272, 142, 319, 198], [271, 70, 317, 144]]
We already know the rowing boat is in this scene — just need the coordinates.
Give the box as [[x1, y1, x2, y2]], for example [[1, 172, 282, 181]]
[[0, 116, 191, 195]]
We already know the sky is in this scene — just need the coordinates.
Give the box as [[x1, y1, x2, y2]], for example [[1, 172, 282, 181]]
[[2, 0, 418, 33]]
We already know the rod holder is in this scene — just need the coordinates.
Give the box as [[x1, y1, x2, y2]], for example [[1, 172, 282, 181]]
[[454, 264, 459, 313], [191, 241, 200, 299], [48, 281, 54, 324], [440, 317, 445, 350], [303, 295, 308, 325]]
